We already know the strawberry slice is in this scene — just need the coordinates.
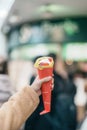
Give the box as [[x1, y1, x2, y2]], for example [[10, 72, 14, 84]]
[[39, 62, 49, 66]]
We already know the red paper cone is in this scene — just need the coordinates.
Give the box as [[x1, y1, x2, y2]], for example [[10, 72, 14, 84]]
[[38, 68, 53, 115], [34, 57, 54, 115]]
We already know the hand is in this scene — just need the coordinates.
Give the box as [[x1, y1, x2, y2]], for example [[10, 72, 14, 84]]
[[31, 76, 53, 96]]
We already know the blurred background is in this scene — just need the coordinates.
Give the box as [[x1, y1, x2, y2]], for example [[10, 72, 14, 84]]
[[1, 0, 87, 130]]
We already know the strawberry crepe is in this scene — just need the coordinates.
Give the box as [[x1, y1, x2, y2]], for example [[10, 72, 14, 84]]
[[34, 57, 54, 115]]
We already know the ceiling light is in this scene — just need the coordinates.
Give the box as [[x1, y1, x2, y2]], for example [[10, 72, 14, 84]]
[[37, 4, 70, 14]]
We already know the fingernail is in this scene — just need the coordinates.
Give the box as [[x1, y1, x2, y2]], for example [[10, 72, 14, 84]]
[[47, 76, 52, 79]]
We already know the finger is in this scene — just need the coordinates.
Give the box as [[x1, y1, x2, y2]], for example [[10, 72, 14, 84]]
[[40, 76, 52, 84], [35, 75, 39, 80], [52, 78, 54, 84], [50, 81, 54, 91], [51, 83, 54, 90]]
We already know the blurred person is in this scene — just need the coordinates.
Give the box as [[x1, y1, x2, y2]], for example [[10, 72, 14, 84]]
[[50, 53, 77, 130], [25, 53, 77, 130], [79, 79, 87, 130], [0, 57, 14, 106], [0, 75, 52, 130], [73, 62, 87, 128]]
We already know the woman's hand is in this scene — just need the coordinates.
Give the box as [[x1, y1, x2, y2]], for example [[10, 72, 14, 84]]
[[31, 76, 54, 96]]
